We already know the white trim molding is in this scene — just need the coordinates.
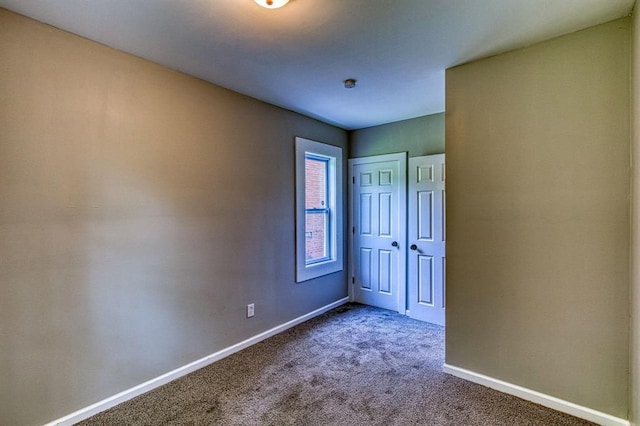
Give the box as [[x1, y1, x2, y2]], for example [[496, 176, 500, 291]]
[[443, 363, 629, 426], [45, 297, 349, 426]]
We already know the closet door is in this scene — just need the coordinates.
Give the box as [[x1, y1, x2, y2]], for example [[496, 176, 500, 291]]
[[408, 154, 445, 326]]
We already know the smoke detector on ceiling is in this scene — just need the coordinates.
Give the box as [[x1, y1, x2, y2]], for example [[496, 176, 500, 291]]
[[344, 79, 357, 89]]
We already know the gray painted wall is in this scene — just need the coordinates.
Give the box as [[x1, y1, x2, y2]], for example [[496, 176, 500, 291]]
[[0, 9, 348, 426], [349, 113, 444, 159], [445, 18, 630, 417], [631, 7, 640, 426]]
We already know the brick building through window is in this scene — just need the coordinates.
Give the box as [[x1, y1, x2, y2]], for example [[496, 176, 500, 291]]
[[305, 155, 329, 263]]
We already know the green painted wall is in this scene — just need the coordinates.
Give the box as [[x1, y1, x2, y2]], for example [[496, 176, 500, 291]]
[[631, 7, 640, 426], [349, 113, 444, 158], [446, 18, 629, 417]]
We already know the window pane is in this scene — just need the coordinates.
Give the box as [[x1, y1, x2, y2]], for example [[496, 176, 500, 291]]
[[305, 157, 327, 210], [305, 211, 328, 263]]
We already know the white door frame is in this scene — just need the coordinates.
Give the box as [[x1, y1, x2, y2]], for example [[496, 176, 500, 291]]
[[348, 152, 407, 314]]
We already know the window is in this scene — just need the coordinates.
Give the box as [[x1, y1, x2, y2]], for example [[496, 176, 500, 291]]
[[295, 137, 343, 282], [305, 155, 330, 264]]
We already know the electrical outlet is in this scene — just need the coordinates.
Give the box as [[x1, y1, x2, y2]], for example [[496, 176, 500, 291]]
[[247, 303, 255, 318]]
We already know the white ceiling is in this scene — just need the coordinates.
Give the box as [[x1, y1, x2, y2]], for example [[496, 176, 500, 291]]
[[0, 0, 634, 130]]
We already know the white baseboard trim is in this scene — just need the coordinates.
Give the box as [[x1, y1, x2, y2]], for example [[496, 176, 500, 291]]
[[442, 363, 629, 426], [45, 297, 349, 426]]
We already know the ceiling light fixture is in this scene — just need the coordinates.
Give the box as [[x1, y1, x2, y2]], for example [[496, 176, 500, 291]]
[[254, 0, 289, 9], [344, 79, 357, 89]]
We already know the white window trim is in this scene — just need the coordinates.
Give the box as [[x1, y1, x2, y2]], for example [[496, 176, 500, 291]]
[[295, 137, 343, 282]]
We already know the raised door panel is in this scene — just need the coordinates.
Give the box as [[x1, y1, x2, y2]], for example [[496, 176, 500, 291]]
[[359, 193, 373, 236], [417, 190, 434, 241], [379, 192, 392, 237], [418, 254, 434, 306], [359, 248, 372, 291], [378, 249, 392, 294]]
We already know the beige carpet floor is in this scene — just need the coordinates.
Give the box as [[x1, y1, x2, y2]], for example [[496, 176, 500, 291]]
[[78, 303, 594, 425]]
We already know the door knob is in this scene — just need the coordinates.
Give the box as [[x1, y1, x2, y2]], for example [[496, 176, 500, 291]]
[[410, 244, 417, 251], [391, 241, 398, 247]]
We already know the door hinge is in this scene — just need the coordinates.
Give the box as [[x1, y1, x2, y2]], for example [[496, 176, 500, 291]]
[[352, 176, 355, 184], [352, 226, 355, 234], [352, 276, 355, 284]]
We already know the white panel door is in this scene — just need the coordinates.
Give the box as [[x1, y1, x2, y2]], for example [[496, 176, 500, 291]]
[[349, 153, 406, 313], [408, 154, 445, 325]]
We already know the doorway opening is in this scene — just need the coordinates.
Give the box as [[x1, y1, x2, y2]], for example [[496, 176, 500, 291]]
[[348, 153, 446, 326]]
